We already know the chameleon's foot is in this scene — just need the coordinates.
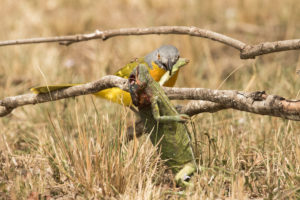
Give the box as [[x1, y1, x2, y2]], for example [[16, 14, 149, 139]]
[[174, 162, 196, 188], [173, 114, 190, 123]]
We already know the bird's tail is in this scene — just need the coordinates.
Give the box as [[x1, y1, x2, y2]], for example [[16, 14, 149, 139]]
[[31, 84, 132, 106], [30, 84, 80, 94]]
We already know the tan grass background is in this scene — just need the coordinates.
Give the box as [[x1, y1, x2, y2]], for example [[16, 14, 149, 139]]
[[0, 0, 299, 199]]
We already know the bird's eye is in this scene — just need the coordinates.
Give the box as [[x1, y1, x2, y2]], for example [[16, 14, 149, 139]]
[[157, 53, 161, 60], [162, 63, 168, 70]]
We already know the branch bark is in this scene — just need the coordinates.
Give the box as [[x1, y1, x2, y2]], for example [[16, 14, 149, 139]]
[[0, 26, 299, 59], [1, 76, 299, 120], [176, 100, 226, 116]]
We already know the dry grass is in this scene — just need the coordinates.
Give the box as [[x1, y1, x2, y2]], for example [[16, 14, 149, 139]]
[[0, 0, 300, 199]]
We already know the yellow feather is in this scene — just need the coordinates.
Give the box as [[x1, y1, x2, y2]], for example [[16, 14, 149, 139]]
[[94, 88, 132, 105]]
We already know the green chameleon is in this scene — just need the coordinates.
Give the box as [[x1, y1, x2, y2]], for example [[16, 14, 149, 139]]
[[128, 64, 197, 187]]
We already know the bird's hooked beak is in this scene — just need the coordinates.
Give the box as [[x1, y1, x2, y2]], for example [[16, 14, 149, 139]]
[[167, 58, 173, 75]]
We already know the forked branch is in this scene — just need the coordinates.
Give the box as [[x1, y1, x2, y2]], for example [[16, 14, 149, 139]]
[[0, 26, 299, 59], [0, 76, 299, 120]]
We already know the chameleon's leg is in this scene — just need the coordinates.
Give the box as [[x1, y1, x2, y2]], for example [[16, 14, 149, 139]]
[[174, 162, 197, 187], [151, 97, 190, 123], [126, 118, 145, 141]]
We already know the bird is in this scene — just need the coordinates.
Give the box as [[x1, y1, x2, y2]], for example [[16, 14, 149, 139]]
[[31, 45, 188, 106]]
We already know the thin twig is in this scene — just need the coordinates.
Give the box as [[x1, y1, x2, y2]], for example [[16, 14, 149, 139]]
[[0, 76, 299, 120], [0, 26, 299, 59]]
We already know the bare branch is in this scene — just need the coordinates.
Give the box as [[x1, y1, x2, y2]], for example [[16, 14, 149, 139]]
[[0, 75, 128, 117], [166, 88, 300, 121], [176, 100, 226, 116], [0, 26, 299, 59], [0, 26, 245, 50], [0, 76, 299, 120], [240, 40, 300, 59], [177, 98, 300, 121]]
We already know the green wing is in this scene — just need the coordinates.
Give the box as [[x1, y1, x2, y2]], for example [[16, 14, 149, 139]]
[[114, 57, 147, 78], [30, 83, 79, 94]]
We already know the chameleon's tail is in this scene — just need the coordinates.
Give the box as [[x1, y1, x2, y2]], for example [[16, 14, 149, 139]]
[[31, 84, 132, 106], [174, 162, 196, 187]]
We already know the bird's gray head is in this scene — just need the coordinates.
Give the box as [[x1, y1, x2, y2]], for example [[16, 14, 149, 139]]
[[144, 45, 180, 73]]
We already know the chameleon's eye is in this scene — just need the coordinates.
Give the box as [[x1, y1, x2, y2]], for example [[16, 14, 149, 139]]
[[129, 74, 136, 85]]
